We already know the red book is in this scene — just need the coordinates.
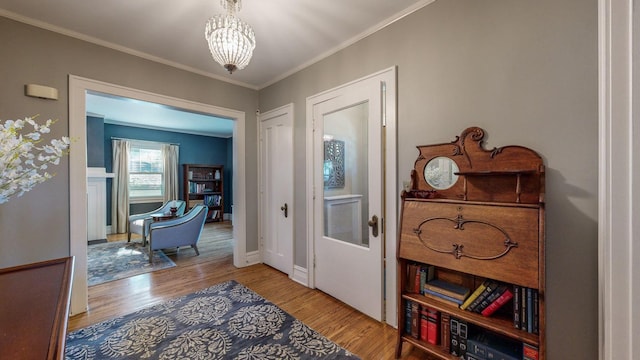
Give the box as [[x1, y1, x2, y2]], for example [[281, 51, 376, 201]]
[[523, 343, 539, 360], [481, 288, 514, 317], [426, 307, 440, 345], [420, 307, 429, 342]]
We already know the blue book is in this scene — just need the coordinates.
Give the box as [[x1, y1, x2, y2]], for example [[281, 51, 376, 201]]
[[423, 288, 464, 305], [526, 288, 533, 333], [404, 301, 412, 335], [424, 279, 470, 300], [468, 331, 522, 360], [450, 317, 460, 356], [533, 289, 539, 334]]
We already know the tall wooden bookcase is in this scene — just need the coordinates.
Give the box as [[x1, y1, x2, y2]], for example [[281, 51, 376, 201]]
[[183, 164, 224, 222], [396, 127, 545, 359]]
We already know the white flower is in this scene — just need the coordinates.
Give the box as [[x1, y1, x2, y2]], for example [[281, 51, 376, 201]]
[[0, 116, 70, 204]]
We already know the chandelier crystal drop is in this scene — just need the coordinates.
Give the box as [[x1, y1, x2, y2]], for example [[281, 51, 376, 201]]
[[205, 0, 256, 74]]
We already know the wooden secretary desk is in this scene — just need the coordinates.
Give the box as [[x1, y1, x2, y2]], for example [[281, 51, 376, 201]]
[[396, 127, 546, 360]]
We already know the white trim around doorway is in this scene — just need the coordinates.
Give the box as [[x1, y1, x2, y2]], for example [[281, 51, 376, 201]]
[[598, 0, 636, 358], [68, 75, 248, 316]]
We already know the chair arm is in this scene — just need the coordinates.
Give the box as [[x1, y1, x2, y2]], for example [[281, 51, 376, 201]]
[[149, 205, 207, 250], [149, 214, 198, 230], [129, 212, 154, 222]]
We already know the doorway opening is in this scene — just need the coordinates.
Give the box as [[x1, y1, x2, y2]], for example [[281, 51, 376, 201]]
[[85, 91, 235, 285], [69, 75, 248, 316]]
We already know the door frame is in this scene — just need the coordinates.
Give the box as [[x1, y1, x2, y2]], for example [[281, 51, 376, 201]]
[[305, 67, 398, 326], [258, 103, 295, 276], [68, 75, 248, 316], [597, 0, 636, 358]]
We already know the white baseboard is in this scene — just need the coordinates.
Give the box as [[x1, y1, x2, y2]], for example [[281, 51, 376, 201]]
[[245, 250, 261, 266], [291, 265, 308, 287], [224, 212, 231, 221], [106, 225, 112, 235]]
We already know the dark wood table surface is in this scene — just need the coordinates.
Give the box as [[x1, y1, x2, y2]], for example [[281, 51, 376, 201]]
[[151, 212, 177, 221], [0, 256, 74, 360]]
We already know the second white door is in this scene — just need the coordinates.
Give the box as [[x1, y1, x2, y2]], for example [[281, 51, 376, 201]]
[[259, 104, 294, 275], [311, 73, 390, 321]]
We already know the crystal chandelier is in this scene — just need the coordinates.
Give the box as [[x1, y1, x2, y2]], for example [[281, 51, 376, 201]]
[[205, 0, 256, 74]]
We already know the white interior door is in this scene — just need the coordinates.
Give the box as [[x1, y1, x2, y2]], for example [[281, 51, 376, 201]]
[[259, 104, 294, 275], [312, 81, 384, 321]]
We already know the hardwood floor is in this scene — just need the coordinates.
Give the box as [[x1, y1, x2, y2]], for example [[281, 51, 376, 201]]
[[69, 221, 429, 359]]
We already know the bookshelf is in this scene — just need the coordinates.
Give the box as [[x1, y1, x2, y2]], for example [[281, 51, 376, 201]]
[[183, 164, 224, 222], [396, 127, 545, 360]]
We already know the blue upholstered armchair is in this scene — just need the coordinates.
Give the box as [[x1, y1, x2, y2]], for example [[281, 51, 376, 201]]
[[128, 200, 186, 245], [147, 204, 208, 263]]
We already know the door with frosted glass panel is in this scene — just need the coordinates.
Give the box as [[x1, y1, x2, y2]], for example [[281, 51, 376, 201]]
[[313, 85, 383, 321]]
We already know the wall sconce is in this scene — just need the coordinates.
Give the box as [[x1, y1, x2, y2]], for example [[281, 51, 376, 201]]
[[25, 84, 58, 100]]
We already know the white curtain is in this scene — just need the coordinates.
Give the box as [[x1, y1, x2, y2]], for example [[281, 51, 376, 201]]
[[111, 139, 130, 233], [163, 144, 179, 202]]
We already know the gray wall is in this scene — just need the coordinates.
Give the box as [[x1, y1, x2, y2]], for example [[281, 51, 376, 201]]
[[258, 0, 598, 358], [0, 16, 259, 267], [0, 0, 597, 357]]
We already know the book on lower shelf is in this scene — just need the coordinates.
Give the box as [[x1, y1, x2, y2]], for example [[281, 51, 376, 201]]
[[426, 307, 440, 345], [419, 306, 429, 343], [440, 312, 451, 353], [466, 329, 523, 360], [411, 301, 420, 339], [450, 317, 460, 357], [523, 343, 539, 360], [449, 316, 469, 357], [416, 284, 533, 358], [465, 354, 484, 360], [458, 318, 469, 358], [404, 301, 412, 336]]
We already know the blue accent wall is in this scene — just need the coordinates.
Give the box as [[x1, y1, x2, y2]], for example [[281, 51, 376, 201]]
[[103, 123, 232, 225], [86, 116, 105, 167]]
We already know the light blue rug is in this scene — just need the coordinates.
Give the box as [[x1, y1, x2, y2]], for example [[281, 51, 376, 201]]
[[87, 241, 176, 286]]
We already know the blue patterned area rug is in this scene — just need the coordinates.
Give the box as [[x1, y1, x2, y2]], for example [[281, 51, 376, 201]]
[[66, 280, 357, 359], [88, 241, 176, 286]]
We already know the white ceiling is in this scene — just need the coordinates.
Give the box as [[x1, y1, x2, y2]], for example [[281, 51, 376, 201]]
[[86, 91, 235, 138], [1, 0, 431, 136]]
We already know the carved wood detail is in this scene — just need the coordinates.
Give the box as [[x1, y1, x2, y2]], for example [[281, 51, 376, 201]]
[[413, 214, 518, 260], [408, 126, 545, 204]]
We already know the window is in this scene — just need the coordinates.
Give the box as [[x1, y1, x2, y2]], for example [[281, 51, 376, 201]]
[[128, 141, 163, 201]]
